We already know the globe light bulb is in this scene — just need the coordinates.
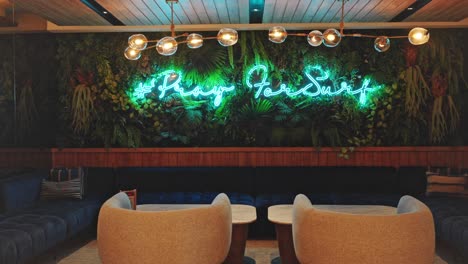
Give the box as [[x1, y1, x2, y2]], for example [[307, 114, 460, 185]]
[[124, 47, 141, 60], [408, 27, 430, 45], [156, 37, 178, 56], [268, 26, 287, 43], [217, 28, 238, 47], [374, 36, 390, 52], [163, 42, 174, 49], [187, 33, 204, 49], [323, 28, 341, 47], [128, 34, 148, 50], [307, 30, 323, 47]]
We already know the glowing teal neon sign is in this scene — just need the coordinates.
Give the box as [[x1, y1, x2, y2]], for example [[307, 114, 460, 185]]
[[132, 70, 235, 107], [245, 64, 381, 105], [131, 64, 382, 107]]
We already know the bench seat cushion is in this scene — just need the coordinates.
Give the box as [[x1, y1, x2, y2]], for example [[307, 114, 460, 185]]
[[439, 216, 468, 260], [23, 198, 104, 237], [0, 214, 67, 264], [421, 197, 468, 239]]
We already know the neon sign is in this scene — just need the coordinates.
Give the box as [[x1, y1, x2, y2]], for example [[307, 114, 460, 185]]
[[246, 64, 381, 105], [131, 64, 382, 107], [132, 70, 235, 107]]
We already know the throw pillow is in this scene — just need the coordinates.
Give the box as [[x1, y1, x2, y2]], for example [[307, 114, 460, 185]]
[[426, 168, 467, 197], [120, 189, 137, 210], [40, 167, 86, 200]]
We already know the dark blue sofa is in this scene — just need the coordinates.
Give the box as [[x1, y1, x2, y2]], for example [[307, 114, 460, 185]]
[[0, 168, 115, 264], [115, 167, 256, 206]]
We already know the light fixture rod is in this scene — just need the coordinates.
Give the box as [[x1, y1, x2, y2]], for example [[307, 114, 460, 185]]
[[340, 0, 345, 35], [170, 0, 175, 37], [342, 33, 408, 38]]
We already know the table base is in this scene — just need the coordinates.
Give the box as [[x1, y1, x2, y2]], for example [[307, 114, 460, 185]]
[[224, 224, 255, 264], [274, 224, 299, 264]]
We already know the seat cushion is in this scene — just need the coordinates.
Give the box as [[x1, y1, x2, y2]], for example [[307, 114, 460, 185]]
[[421, 196, 468, 238], [0, 214, 67, 255], [0, 229, 31, 264], [440, 216, 468, 245], [439, 216, 468, 260], [15, 198, 104, 237], [138, 192, 254, 206], [0, 212, 67, 264]]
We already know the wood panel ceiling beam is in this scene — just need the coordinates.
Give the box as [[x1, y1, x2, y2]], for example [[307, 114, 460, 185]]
[[44, 20, 468, 33]]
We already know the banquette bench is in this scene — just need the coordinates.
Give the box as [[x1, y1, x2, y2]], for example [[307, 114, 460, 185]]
[[0, 168, 115, 264]]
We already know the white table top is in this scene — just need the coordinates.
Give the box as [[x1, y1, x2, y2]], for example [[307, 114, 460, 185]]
[[268, 204, 397, 224], [137, 204, 257, 224]]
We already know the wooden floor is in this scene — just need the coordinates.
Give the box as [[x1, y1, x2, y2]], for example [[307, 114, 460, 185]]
[[33, 235, 450, 264]]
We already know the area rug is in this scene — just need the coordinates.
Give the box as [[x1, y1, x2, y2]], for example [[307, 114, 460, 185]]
[[56, 240, 448, 264]]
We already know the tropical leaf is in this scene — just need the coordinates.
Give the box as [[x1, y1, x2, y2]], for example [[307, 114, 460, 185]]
[[71, 84, 95, 134], [239, 99, 273, 120]]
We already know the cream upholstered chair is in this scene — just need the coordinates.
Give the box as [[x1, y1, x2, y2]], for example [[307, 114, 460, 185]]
[[97, 192, 232, 264], [292, 194, 435, 264]]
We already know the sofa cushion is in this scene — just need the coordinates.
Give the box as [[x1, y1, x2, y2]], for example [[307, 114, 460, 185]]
[[0, 229, 32, 264], [397, 167, 427, 196], [0, 171, 45, 213], [115, 167, 255, 194], [84, 168, 116, 199], [421, 197, 468, 238], [0, 214, 67, 255], [17, 198, 103, 237], [254, 167, 398, 194], [138, 192, 254, 206], [0, 231, 17, 264], [439, 216, 468, 260]]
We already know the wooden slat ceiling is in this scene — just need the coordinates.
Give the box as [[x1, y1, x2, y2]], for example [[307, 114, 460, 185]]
[[405, 0, 468, 22], [263, 0, 415, 23], [13, 0, 111, 26], [9, 0, 468, 26], [97, 0, 250, 25]]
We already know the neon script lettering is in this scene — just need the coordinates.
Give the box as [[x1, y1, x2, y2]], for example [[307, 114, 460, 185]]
[[246, 64, 381, 105], [133, 70, 235, 107], [133, 64, 382, 107]]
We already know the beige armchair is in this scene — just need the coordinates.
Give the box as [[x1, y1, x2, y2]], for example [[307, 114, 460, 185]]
[[292, 194, 435, 264], [98, 192, 232, 264]]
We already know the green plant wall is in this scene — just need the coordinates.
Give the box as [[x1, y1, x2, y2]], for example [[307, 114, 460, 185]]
[[1, 29, 467, 148], [0, 34, 57, 147]]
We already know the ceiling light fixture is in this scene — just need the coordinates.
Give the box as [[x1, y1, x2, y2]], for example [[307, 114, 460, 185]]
[[124, 0, 238, 60], [268, 0, 430, 52]]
